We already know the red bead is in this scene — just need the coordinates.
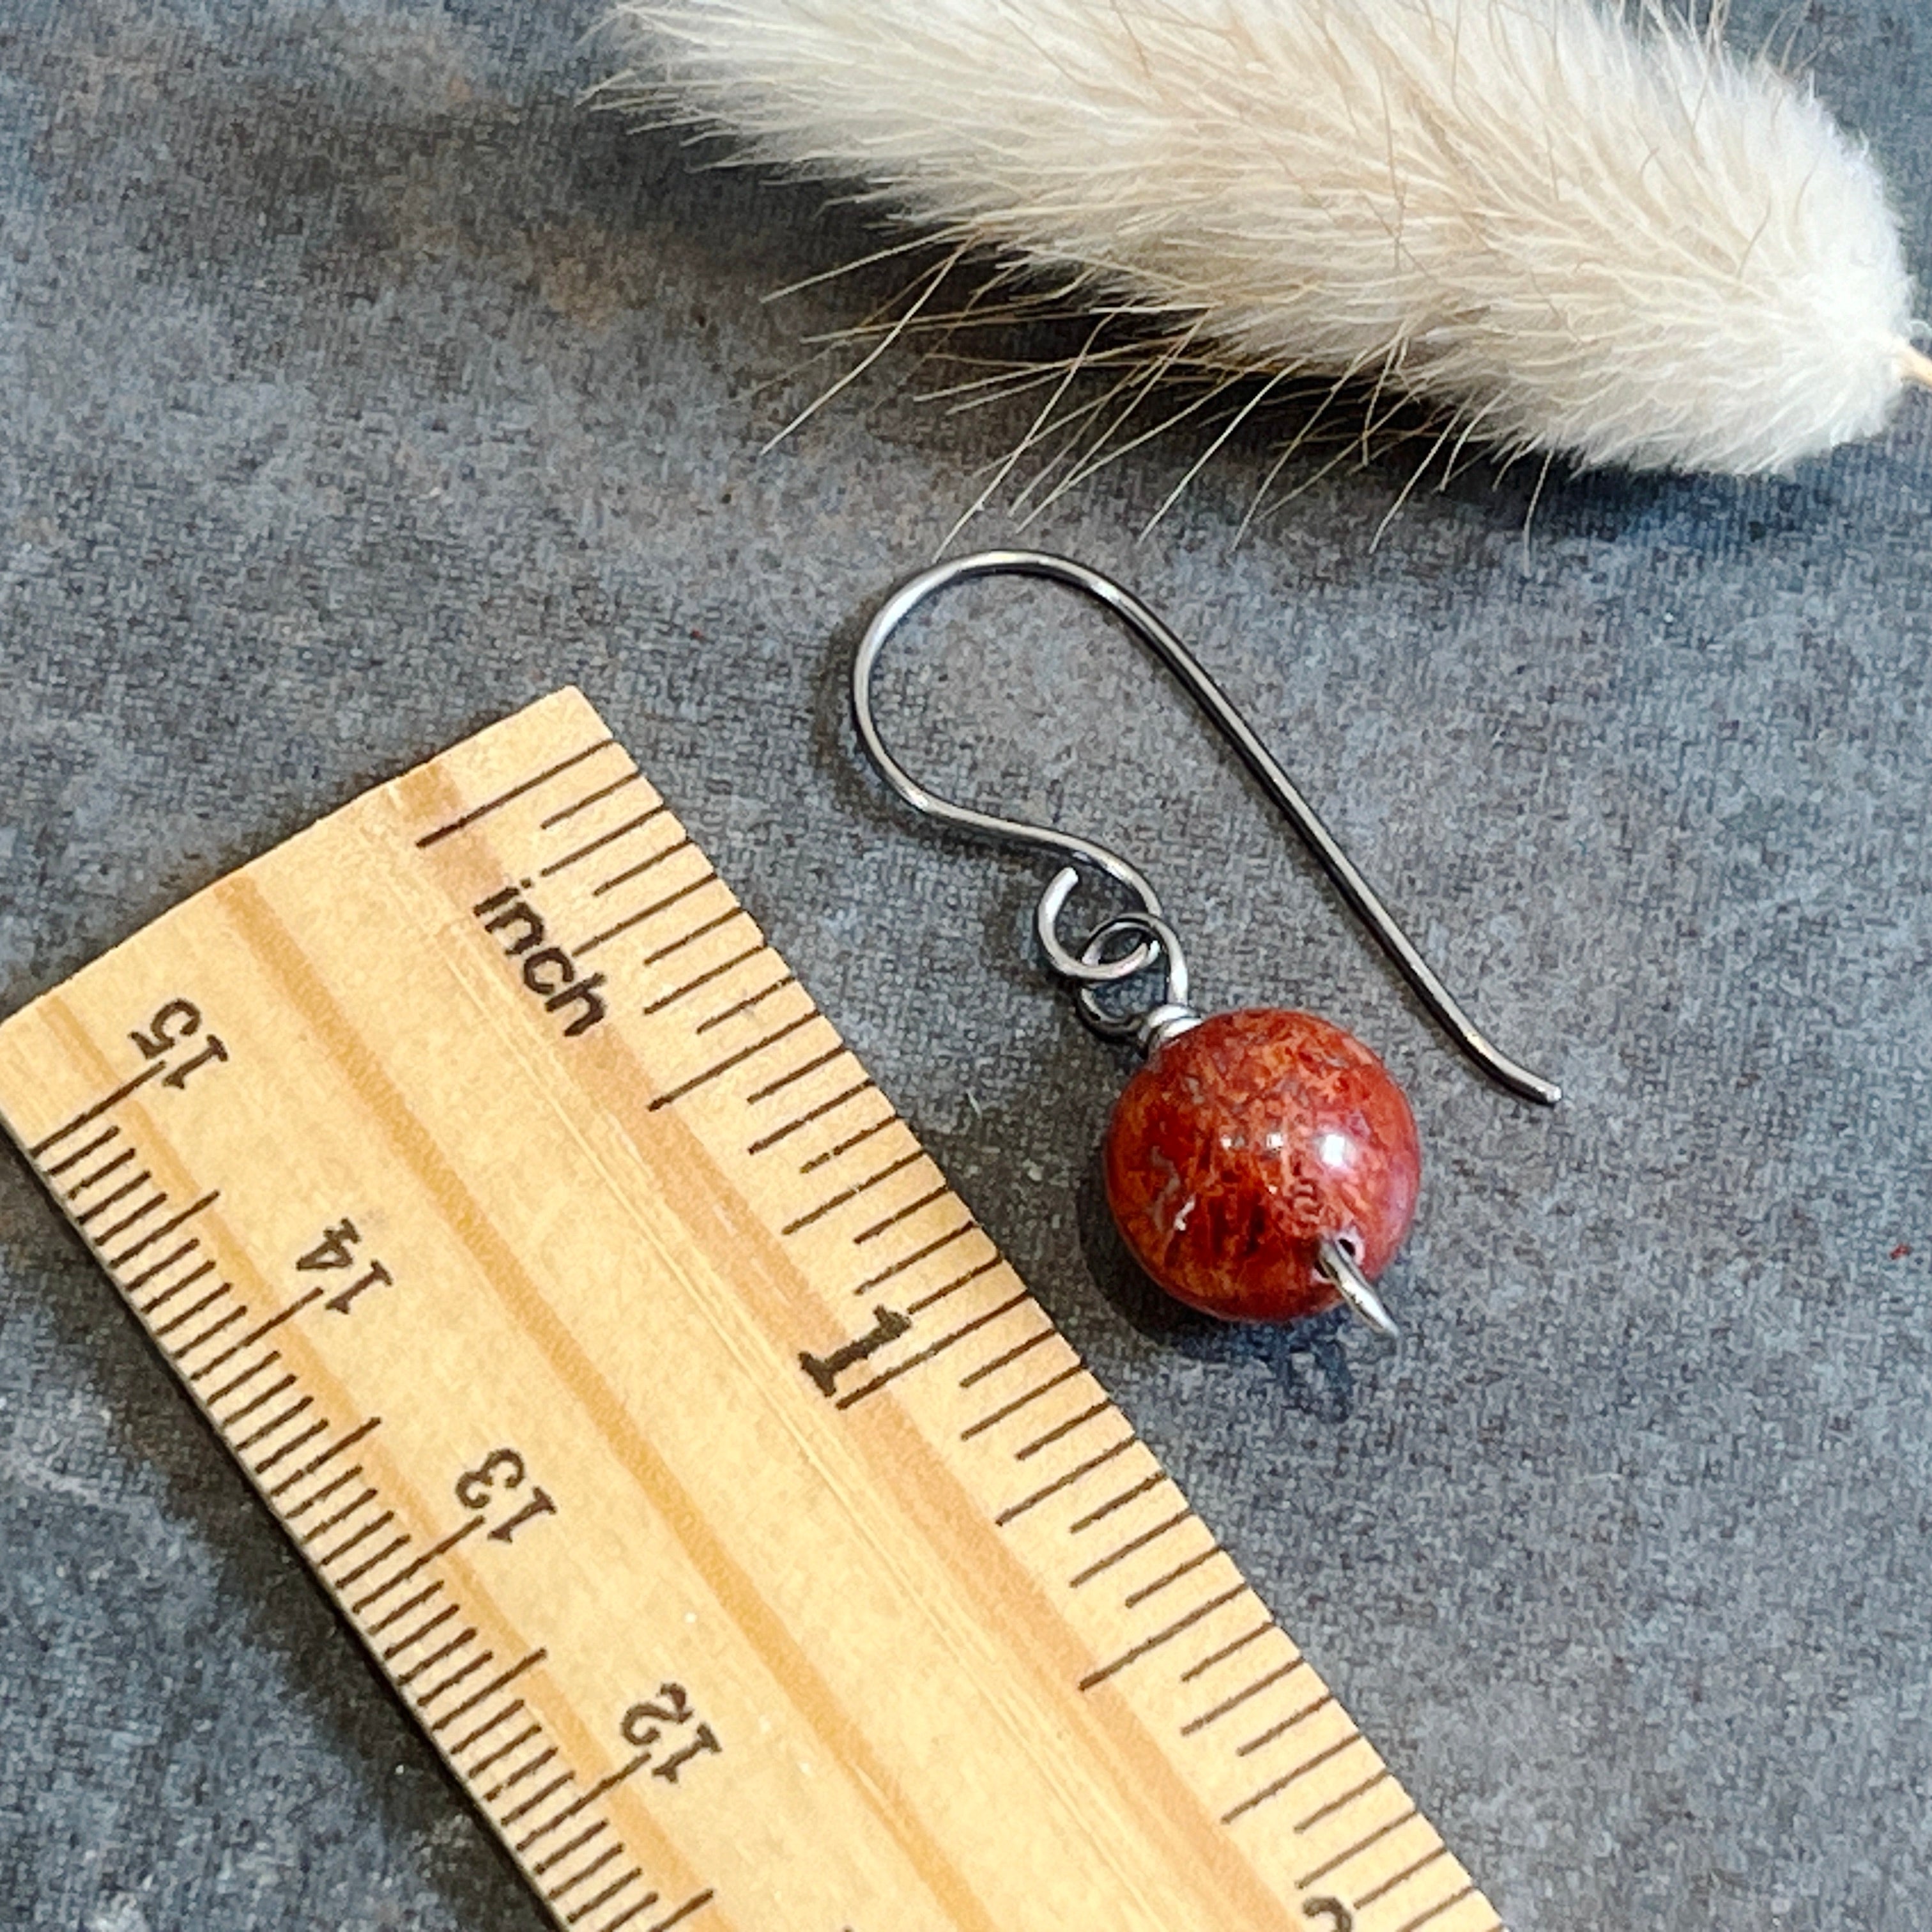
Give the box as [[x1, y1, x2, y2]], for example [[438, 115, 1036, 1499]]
[[1102, 1008, 1421, 1324]]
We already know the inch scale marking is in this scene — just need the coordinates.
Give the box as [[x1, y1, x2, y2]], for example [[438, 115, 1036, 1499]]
[[0, 689, 1500, 1932]]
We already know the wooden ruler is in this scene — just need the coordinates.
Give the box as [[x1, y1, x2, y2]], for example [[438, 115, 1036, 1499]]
[[0, 688, 1500, 1932]]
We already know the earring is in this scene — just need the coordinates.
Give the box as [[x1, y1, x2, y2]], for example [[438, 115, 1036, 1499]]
[[852, 551, 1560, 1338]]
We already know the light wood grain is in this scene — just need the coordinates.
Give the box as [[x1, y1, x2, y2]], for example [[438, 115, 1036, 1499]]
[[0, 688, 1501, 1932]]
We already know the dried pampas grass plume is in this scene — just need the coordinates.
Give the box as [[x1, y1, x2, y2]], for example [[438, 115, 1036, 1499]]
[[600, 0, 1929, 480]]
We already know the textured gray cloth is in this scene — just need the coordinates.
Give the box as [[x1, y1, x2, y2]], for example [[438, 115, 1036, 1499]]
[[1, 3, 1929, 1928]]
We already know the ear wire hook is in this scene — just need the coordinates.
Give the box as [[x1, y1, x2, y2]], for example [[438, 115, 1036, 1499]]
[[852, 549, 1561, 1107]]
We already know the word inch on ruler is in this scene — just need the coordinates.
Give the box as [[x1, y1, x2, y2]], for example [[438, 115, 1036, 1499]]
[[0, 688, 1501, 1932]]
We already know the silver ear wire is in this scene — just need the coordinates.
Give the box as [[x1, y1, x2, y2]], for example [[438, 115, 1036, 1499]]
[[852, 549, 1560, 1106]]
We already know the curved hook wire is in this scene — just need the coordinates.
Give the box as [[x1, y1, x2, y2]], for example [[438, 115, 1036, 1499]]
[[851, 549, 1561, 1106]]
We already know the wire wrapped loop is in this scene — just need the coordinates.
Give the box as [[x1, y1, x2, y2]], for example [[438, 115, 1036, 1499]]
[[1034, 866, 1161, 985], [1068, 909, 1202, 1052]]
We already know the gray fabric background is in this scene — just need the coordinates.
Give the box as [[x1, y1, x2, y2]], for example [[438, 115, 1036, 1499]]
[[1, 3, 1928, 1927]]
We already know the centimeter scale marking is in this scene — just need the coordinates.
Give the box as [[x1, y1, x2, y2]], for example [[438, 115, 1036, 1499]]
[[0, 689, 1500, 1932]]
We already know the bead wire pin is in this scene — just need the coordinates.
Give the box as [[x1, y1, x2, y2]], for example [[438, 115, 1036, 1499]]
[[852, 549, 1560, 1338]]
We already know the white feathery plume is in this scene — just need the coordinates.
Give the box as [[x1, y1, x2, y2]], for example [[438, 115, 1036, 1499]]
[[599, 0, 1929, 477]]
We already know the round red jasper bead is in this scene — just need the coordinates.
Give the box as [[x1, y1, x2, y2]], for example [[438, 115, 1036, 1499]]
[[1102, 1008, 1421, 1324]]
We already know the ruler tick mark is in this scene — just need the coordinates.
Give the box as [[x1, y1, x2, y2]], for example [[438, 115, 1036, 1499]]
[[1389, 1883, 1476, 1932], [106, 1190, 220, 1271], [695, 970, 797, 1032], [1354, 1843, 1452, 1910], [232, 1396, 314, 1455], [428, 1648, 547, 1734], [466, 1719, 542, 1781], [202, 1352, 282, 1409], [1000, 1436, 1138, 1526], [250, 1416, 330, 1471], [1015, 1399, 1113, 1463], [1081, 1583, 1248, 1692], [173, 1306, 249, 1360], [247, 1288, 326, 1342], [747, 1076, 875, 1153], [577, 870, 720, 957], [485, 1744, 558, 1802], [604, 1896, 671, 1932], [195, 1289, 325, 1381], [75, 1174, 154, 1227], [852, 1183, 949, 1245], [783, 1149, 924, 1234], [905, 1254, 1000, 1315], [335, 1534, 413, 1590], [315, 1510, 401, 1572], [517, 1800, 604, 1857], [417, 737, 619, 847], [41, 1123, 120, 1178], [125, 1239, 203, 1296], [266, 1416, 380, 1501], [961, 1363, 1082, 1441], [218, 1372, 299, 1429], [27, 1062, 165, 1158], [1296, 1767, 1392, 1834], [351, 1517, 484, 1614], [851, 1218, 975, 1296], [564, 1869, 645, 1921], [800, 1110, 896, 1173], [381, 1603, 462, 1662], [530, 1820, 608, 1875], [649, 1011, 820, 1110], [288, 1464, 366, 1525], [137, 1257, 215, 1317], [365, 1578, 443, 1634], [151, 1280, 234, 1340], [1220, 1729, 1365, 1824], [298, 1485, 381, 1547], [546, 1844, 623, 1903], [93, 1190, 171, 1244], [1179, 1655, 1305, 1733], [417, 1649, 494, 1706], [743, 1042, 845, 1108], [958, 1322, 1055, 1389], [66, 1145, 136, 1197], [1179, 1620, 1273, 1682], [593, 833, 693, 897], [395, 1623, 476, 1684], [1067, 1471, 1172, 1535], [632, 1886, 714, 1932], [643, 942, 765, 1015], [1123, 1544, 1224, 1608], [639, 903, 749, 967], [1070, 1508, 1192, 1588], [840, 1292, 1032, 1409], [500, 1769, 575, 1828], [540, 767, 645, 829], [1296, 1804, 1419, 1890], [289, 1462, 364, 1520], [1234, 1692, 1333, 1756], [542, 806, 671, 879], [532, 1748, 652, 1834], [295, 1483, 378, 1545]]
